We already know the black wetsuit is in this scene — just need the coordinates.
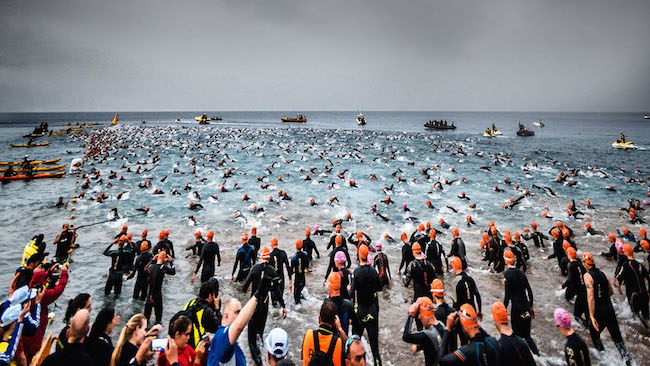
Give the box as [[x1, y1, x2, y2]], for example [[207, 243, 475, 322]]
[[487, 238, 505, 273], [144, 261, 176, 324], [402, 315, 443, 366], [333, 267, 351, 299], [232, 244, 256, 282], [439, 328, 502, 366], [328, 233, 348, 251], [453, 272, 482, 317], [426, 239, 448, 274], [449, 238, 467, 270], [373, 252, 391, 288], [615, 258, 650, 321], [327, 296, 355, 335], [325, 246, 351, 280], [403, 258, 435, 301], [186, 238, 206, 256], [248, 235, 261, 259], [399, 242, 415, 273], [562, 260, 587, 321], [195, 240, 221, 283], [127, 251, 153, 300], [350, 264, 382, 366], [497, 333, 536, 366], [587, 266, 626, 355], [290, 250, 311, 304], [514, 241, 530, 262], [268, 247, 291, 306], [547, 239, 568, 275], [505, 246, 527, 273], [503, 267, 537, 354], [564, 333, 591, 366], [302, 237, 320, 259], [152, 239, 175, 258], [54, 230, 75, 262], [242, 262, 284, 366], [103, 244, 133, 296], [435, 302, 458, 354], [527, 231, 547, 248]]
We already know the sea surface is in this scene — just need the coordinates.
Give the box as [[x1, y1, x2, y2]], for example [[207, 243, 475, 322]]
[[0, 111, 648, 365]]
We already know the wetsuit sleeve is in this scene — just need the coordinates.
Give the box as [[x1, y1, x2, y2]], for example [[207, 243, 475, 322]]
[[345, 250, 351, 268], [402, 315, 425, 345], [471, 278, 482, 313], [169, 242, 175, 258], [216, 245, 221, 266], [283, 253, 291, 278], [399, 250, 407, 272], [547, 242, 559, 259], [364, 233, 372, 245], [325, 253, 335, 280], [242, 266, 255, 292], [163, 264, 176, 276], [313, 241, 320, 258], [195, 247, 206, 274], [103, 243, 115, 256], [385, 255, 391, 279], [524, 275, 534, 307], [603, 244, 616, 258], [349, 273, 356, 302], [402, 262, 413, 286], [231, 252, 241, 277], [327, 237, 335, 251], [504, 276, 511, 308]]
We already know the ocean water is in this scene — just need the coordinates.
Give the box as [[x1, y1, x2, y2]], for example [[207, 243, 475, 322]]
[[0, 111, 648, 365]]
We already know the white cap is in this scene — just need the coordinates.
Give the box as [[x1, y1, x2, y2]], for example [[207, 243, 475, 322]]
[[0, 304, 22, 327], [9, 286, 36, 305], [265, 327, 289, 359]]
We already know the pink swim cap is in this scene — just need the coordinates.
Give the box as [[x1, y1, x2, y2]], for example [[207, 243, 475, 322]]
[[376, 243, 382, 251], [615, 240, 624, 254], [314, 224, 319, 232], [403, 203, 407, 208], [554, 308, 571, 329], [334, 251, 347, 264]]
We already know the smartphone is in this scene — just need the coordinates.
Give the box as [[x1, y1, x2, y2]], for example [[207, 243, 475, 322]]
[[201, 334, 211, 344], [151, 338, 168, 351]]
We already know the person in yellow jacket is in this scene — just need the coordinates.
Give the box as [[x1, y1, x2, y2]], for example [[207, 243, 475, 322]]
[[21, 235, 46, 267]]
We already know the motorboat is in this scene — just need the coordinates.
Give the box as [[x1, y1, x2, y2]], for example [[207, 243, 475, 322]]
[[357, 113, 366, 126], [517, 122, 535, 136], [533, 120, 545, 127], [70, 158, 84, 174], [281, 114, 307, 123], [612, 141, 638, 150], [424, 120, 456, 130]]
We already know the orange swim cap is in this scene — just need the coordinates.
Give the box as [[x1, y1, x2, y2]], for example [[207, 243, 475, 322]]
[[140, 241, 149, 252], [567, 247, 577, 259], [531, 222, 537, 229], [641, 239, 650, 251], [426, 222, 431, 229], [327, 272, 341, 292], [429, 230, 436, 239], [608, 233, 616, 243], [119, 235, 127, 242], [335, 235, 343, 246], [452, 228, 459, 237], [491, 301, 509, 324], [623, 227, 629, 235], [562, 240, 571, 251], [142, 230, 148, 237], [556, 221, 563, 228], [260, 246, 270, 261], [359, 244, 369, 260], [401, 232, 408, 241], [482, 232, 489, 242], [418, 223, 425, 232], [126, 233, 133, 239], [295, 239, 303, 250], [195, 231, 202, 238], [641, 227, 647, 238], [489, 221, 495, 227], [207, 231, 214, 238], [451, 256, 463, 271], [412, 243, 422, 255], [582, 252, 594, 266], [417, 297, 436, 318], [305, 228, 311, 236], [430, 279, 444, 297], [491, 226, 497, 235], [585, 222, 591, 229], [551, 229, 559, 239], [251, 226, 257, 234], [562, 229, 569, 238], [271, 237, 278, 247], [242, 232, 249, 241], [335, 225, 341, 233], [122, 225, 128, 231], [459, 304, 479, 328], [439, 218, 444, 224], [503, 249, 515, 265], [623, 244, 634, 256], [357, 231, 363, 239], [514, 232, 521, 240]]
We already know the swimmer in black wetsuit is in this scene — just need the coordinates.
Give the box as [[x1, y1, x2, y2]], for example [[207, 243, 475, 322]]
[[615, 244, 650, 328], [558, 247, 588, 324], [402, 297, 445, 366], [554, 308, 591, 366], [290, 239, 311, 304], [403, 243, 435, 302], [144, 251, 176, 324], [268, 237, 290, 307], [192, 231, 221, 284], [231, 233, 256, 282], [126, 236, 152, 300], [426, 230, 447, 275], [491, 301, 536, 365], [398, 233, 414, 275], [503, 250, 538, 354], [582, 252, 631, 365]]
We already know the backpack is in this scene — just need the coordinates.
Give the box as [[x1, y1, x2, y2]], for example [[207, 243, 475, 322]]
[[307, 330, 338, 366]]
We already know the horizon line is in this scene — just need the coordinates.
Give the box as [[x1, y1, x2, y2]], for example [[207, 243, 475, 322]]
[[1, 110, 647, 114]]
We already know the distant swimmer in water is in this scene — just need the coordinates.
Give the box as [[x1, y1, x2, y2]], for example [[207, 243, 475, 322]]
[[243, 193, 250, 201], [585, 222, 602, 236], [426, 200, 435, 209], [189, 201, 204, 210], [606, 185, 617, 192], [446, 206, 458, 213], [458, 192, 470, 200], [439, 218, 450, 229], [494, 185, 504, 192]]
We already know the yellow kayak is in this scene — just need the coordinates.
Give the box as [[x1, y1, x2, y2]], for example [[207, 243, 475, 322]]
[[0, 164, 65, 173], [11, 142, 51, 148], [0, 158, 61, 166]]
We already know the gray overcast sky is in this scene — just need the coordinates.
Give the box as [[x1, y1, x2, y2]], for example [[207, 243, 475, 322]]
[[1, 0, 649, 112]]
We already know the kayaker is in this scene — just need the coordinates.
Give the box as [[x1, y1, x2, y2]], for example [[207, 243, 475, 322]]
[[3, 164, 14, 177]]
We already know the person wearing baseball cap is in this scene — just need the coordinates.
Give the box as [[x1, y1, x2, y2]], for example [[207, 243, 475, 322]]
[[242, 246, 287, 366], [290, 239, 311, 305], [231, 233, 256, 283], [615, 244, 650, 328], [403, 243, 435, 302], [491, 301, 535, 365], [349, 244, 382, 366], [583, 252, 632, 365], [554, 308, 591, 366], [439, 304, 502, 364], [402, 297, 444, 366], [265, 327, 292, 365], [503, 249, 538, 354], [557, 247, 588, 325]]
